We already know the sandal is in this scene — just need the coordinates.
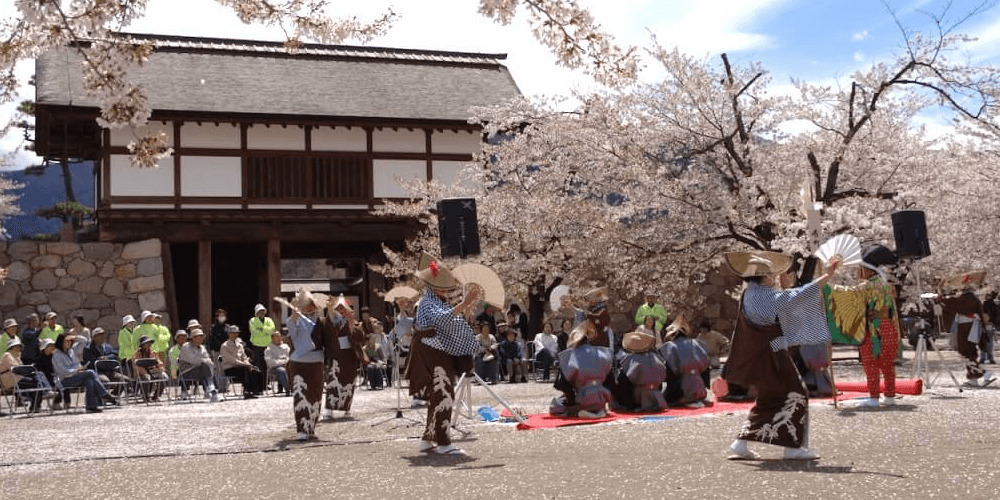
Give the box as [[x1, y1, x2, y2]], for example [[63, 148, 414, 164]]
[[434, 445, 467, 456], [418, 440, 436, 453]]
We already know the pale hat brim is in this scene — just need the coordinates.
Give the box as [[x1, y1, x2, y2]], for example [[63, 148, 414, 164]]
[[723, 251, 792, 278], [622, 331, 657, 353]]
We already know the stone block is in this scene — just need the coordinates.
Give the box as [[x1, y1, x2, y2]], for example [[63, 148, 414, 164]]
[[98, 262, 115, 278], [6, 261, 30, 281], [31, 254, 62, 269], [127, 274, 164, 294], [114, 298, 140, 317], [138, 290, 167, 312], [69, 308, 101, 325], [121, 239, 161, 261], [136, 257, 164, 277], [82, 242, 116, 261], [74, 276, 104, 295], [58, 276, 77, 288], [114, 264, 136, 280], [30, 269, 58, 291], [49, 289, 83, 311], [37, 304, 52, 314], [7, 241, 39, 261], [0, 254, 9, 267], [67, 259, 97, 277], [8, 306, 38, 323], [83, 294, 112, 309], [45, 242, 82, 256], [102, 279, 125, 298], [20, 291, 48, 306], [54, 268, 68, 277], [0, 281, 18, 307], [97, 316, 122, 338]]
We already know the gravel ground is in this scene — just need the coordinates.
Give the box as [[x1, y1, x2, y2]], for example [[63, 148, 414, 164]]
[[2, 343, 999, 499]]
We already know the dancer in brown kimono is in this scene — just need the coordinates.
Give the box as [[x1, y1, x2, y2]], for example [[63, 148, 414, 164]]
[[322, 294, 367, 419], [723, 251, 839, 461]]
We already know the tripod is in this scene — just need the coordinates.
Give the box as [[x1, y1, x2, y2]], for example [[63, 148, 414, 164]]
[[452, 369, 525, 432], [370, 347, 423, 428], [908, 261, 963, 392]]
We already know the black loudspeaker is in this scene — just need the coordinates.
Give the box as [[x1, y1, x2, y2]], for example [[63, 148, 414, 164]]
[[437, 198, 480, 257], [891, 210, 931, 259]]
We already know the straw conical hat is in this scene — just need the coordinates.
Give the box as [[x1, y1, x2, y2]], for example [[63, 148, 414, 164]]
[[622, 331, 657, 353], [415, 252, 460, 290], [723, 251, 792, 278]]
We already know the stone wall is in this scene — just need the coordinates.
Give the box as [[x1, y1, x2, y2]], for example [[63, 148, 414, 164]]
[[0, 238, 168, 343]]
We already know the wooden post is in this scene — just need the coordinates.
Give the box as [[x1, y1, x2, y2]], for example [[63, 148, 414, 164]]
[[161, 241, 181, 331], [267, 238, 281, 315], [199, 239, 212, 327]]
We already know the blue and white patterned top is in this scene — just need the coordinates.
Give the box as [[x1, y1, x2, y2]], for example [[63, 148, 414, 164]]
[[415, 288, 479, 356], [743, 281, 831, 350]]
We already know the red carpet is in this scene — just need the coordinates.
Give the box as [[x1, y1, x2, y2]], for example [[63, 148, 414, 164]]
[[834, 378, 923, 395], [515, 391, 871, 430]]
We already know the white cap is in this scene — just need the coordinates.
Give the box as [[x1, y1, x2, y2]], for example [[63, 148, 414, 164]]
[[254, 303, 267, 315], [122, 315, 136, 326], [140, 310, 153, 322]]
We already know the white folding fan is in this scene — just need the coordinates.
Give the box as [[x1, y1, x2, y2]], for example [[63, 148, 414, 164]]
[[813, 234, 863, 267], [452, 263, 506, 311], [549, 285, 571, 312]]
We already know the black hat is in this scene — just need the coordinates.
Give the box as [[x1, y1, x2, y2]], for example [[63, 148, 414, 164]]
[[862, 244, 897, 267], [138, 335, 153, 346]]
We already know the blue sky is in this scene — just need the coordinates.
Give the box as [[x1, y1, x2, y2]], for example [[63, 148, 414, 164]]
[[3, 0, 1000, 168]]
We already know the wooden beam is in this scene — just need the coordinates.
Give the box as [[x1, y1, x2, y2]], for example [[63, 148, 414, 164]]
[[198, 240, 212, 328]]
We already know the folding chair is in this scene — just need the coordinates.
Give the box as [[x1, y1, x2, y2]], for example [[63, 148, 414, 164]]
[[133, 358, 169, 405], [53, 374, 86, 413], [94, 360, 130, 405], [11, 365, 55, 416]]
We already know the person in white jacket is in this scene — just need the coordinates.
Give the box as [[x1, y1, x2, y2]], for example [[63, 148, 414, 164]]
[[264, 331, 291, 396]]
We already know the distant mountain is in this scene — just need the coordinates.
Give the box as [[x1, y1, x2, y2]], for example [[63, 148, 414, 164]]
[[1, 161, 95, 241]]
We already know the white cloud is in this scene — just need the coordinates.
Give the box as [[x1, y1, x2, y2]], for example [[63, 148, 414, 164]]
[[854, 51, 866, 62], [853, 30, 869, 41], [644, 0, 791, 56]]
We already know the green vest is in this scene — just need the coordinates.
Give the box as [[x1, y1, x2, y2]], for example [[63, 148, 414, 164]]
[[249, 316, 276, 347], [118, 327, 137, 360], [40, 324, 65, 343], [133, 323, 160, 355], [0, 332, 15, 357], [151, 324, 172, 354], [168, 344, 181, 379]]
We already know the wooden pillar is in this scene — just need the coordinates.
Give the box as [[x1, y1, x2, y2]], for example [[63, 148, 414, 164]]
[[161, 241, 180, 331], [266, 238, 281, 315], [198, 239, 212, 327]]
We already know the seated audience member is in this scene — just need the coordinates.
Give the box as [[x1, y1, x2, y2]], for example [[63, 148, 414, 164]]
[[695, 320, 730, 369], [20, 313, 42, 365], [1, 318, 20, 357], [53, 333, 117, 412], [363, 334, 387, 390], [264, 331, 291, 396], [133, 335, 168, 402], [498, 324, 527, 383], [1, 338, 53, 411], [474, 321, 500, 384], [556, 318, 572, 353], [532, 321, 559, 381], [35, 338, 59, 407], [635, 315, 661, 347], [660, 317, 711, 408], [40, 312, 65, 343], [68, 315, 91, 342], [178, 328, 223, 402], [617, 331, 668, 412], [550, 322, 614, 418], [221, 325, 263, 398], [168, 330, 190, 398], [82, 328, 129, 394]]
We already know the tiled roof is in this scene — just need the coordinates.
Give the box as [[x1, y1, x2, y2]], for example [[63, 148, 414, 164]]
[[36, 34, 521, 122]]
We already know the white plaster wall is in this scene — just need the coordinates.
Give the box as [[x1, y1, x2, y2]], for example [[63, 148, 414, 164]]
[[109, 121, 174, 147], [180, 123, 240, 149], [373, 159, 426, 198], [432, 130, 481, 155], [109, 155, 174, 196], [247, 124, 305, 150], [432, 161, 477, 190], [180, 156, 242, 197], [312, 126, 366, 152], [373, 128, 426, 153]]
